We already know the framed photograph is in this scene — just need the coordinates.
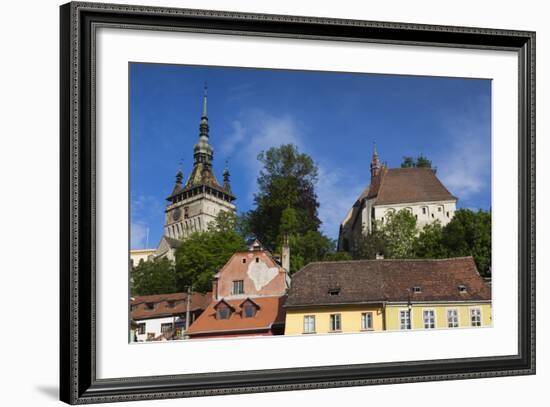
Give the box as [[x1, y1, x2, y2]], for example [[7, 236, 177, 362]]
[[60, 1, 535, 404]]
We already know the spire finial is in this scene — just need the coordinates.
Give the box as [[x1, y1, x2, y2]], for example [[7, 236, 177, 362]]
[[202, 81, 208, 118], [223, 159, 231, 191], [373, 141, 378, 157]]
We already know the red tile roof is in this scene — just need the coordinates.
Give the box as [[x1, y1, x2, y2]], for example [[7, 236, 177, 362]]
[[131, 292, 211, 320], [285, 257, 490, 307], [372, 167, 456, 205], [187, 296, 286, 336]]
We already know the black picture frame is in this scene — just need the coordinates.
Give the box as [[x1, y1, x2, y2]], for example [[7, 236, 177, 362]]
[[60, 2, 536, 404]]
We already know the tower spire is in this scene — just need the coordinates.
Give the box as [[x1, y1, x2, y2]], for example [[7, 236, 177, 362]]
[[202, 82, 208, 119], [223, 160, 231, 192], [370, 142, 381, 180]]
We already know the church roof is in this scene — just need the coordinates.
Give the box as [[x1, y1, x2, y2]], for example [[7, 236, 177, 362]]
[[285, 257, 491, 307], [372, 168, 456, 205]]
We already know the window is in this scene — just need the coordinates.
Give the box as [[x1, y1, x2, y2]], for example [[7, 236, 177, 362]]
[[423, 309, 435, 329], [438, 206, 442, 212], [431, 213, 435, 218], [470, 308, 482, 327], [361, 312, 373, 330], [328, 288, 340, 296], [145, 302, 155, 310], [242, 258, 246, 264], [255, 257, 259, 263], [330, 314, 342, 332], [446, 211, 450, 218], [232, 280, 244, 295], [243, 303, 256, 318], [184, 206, 189, 219], [303, 315, 316, 333], [422, 207, 427, 215], [137, 323, 146, 335], [167, 301, 176, 308], [400, 310, 411, 330], [412, 286, 422, 294], [447, 309, 459, 328], [217, 306, 231, 320], [458, 285, 467, 293], [161, 323, 173, 335]]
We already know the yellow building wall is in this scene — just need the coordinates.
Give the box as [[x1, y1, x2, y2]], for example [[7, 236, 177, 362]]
[[284, 306, 384, 335], [385, 303, 492, 331]]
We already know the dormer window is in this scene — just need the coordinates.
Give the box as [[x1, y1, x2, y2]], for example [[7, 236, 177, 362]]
[[215, 302, 232, 320], [458, 285, 467, 293], [145, 302, 155, 310], [243, 303, 257, 318], [328, 288, 340, 296], [412, 286, 422, 294], [166, 301, 176, 308]]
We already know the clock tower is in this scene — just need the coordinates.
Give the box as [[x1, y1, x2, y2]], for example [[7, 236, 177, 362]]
[[163, 85, 236, 241]]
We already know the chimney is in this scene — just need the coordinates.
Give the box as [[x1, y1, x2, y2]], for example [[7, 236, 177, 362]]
[[212, 278, 218, 301], [282, 234, 290, 272]]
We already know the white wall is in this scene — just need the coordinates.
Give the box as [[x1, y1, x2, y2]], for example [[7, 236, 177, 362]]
[[0, 0, 546, 406]]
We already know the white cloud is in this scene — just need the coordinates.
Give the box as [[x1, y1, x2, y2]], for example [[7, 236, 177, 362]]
[[130, 194, 163, 249], [225, 109, 361, 239], [224, 110, 305, 203], [437, 117, 491, 203], [316, 166, 364, 240], [130, 221, 149, 249]]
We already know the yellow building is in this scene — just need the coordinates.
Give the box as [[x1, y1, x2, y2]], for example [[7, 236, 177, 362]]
[[284, 257, 491, 335]]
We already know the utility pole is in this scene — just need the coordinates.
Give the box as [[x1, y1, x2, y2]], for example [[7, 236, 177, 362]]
[[185, 285, 192, 339]]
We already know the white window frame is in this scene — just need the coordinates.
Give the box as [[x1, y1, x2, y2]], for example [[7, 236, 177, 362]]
[[232, 280, 244, 295], [329, 313, 342, 332], [361, 312, 373, 330], [303, 315, 316, 334], [470, 307, 482, 327], [399, 309, 412, 330], [447, 308, 459, 328], [423, 308, 436, 329]]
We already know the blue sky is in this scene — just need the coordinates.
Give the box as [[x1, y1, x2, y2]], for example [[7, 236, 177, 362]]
[[130, 63, 491, 249]]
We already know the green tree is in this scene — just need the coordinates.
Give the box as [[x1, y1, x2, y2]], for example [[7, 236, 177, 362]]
[[132, 257, 176, 296], [401, 154, 437, 173], [441, 209, 491, 277], [323, 251, 353, 262], [351, 229, 387, 260], [352, 210, 417, 259], [175, 211, 247, 293], [287, 230, 334, 273], [413, 221, 447, 259], [382, 209, 418, 258], [247, 144, 321, 249]]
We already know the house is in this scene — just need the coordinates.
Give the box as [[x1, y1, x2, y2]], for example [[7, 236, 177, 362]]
[[129, 248, 157, 268], [130, 292, 211, 341], [187, 240, 290, 339], [338, 146, 457, 252], [284, 257, 491, 335]]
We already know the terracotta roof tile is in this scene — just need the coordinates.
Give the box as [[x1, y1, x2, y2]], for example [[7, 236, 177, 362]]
[[373, 167, 456, 205], [187, 296, 286, 336], [285, 257, 490, 307], [131, 292, 211, 320]]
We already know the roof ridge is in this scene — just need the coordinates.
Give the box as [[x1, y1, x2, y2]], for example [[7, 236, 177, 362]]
[[304, 256, 474, 267]]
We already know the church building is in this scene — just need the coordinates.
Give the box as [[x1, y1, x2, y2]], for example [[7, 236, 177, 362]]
[[338, 147, 457, 252]]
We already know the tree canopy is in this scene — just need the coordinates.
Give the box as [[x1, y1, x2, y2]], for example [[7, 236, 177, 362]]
[[247, 144, 321, 250], [401, 154, 437, 173], [132, 257, 176, 296], [174, 211, 247, 293], [352, 208, 491, 277]]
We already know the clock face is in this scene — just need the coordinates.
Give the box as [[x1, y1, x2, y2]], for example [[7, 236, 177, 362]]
[[172, 207, 181, 221]]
